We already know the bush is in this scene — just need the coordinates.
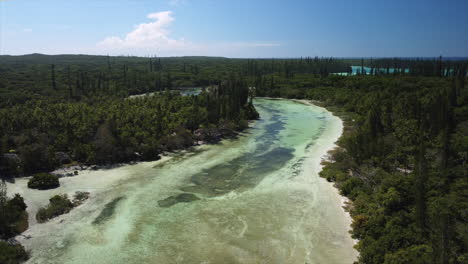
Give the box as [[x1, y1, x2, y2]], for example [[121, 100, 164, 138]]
[[27, 173, 59, 190], [4, 194, 29, 236], [0, 183, 29, 239], [0, 241, 29, 264], [72, 191, 90, 206], [340, 177, 364, 199], [36, 194, 74, 223], [0, 153, 22, 177], [7, 194, 27, 212], [161, 127, 194, 151]]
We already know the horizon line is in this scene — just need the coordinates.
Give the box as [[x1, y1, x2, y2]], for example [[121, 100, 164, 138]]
[[1, 53, 468, 60]]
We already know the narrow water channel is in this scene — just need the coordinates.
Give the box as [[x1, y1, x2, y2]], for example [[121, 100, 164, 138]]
[[10, 98, 357, 264]]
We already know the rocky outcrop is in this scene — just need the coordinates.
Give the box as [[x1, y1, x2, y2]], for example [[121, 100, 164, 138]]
[[0, 153, 22, 177], [55, 152, 71, 165], [2, 153, 21, 163], [193, 121, 238, 143]]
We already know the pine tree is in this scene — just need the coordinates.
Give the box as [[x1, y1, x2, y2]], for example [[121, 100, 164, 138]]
[[361, 58, 365, 75], [107, 55, 111, 71], [51, 64, 57, 90], [438, 55, 443, 77], [67, 65, 72, 99], [415, 141, 427, 235]]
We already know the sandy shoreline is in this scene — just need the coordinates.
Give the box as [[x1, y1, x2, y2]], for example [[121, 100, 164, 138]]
[[294, 99, 357, 246], [262, 97, 355, 229]]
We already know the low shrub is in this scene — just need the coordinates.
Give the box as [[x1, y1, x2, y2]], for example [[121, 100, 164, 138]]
[[72, 191, 90, 206], [27, 173, 59, 190], [0, 193, 28, 239], [36, 194, 74, 223], [0, 241, 29, 264]]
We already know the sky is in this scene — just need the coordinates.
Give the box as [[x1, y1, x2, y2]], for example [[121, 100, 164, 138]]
[[0, 0, 467, 58]]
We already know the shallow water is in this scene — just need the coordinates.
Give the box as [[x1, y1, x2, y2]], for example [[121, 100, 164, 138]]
[[10, 98, 357, 264], [333, 65, 410, 75]]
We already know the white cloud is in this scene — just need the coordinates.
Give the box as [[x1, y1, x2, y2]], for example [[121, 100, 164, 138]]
[[98, 11, 192, 55], [97, 11, 280, 57]]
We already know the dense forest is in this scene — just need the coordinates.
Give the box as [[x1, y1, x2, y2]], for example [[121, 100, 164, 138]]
[[0, 54, 467, 263], [0, 54, 350, 107], [0, 54, 274, 175], [0, 88, 258, 175]]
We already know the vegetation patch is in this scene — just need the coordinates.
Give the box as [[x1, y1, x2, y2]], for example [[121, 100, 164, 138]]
[[27, 173, 60, 190], [0, 182, 29, 263], [71, 191, 90, 206], [36, 194, 74, 223], [0, 192, 28, 239], [0, 241, 29, 264]]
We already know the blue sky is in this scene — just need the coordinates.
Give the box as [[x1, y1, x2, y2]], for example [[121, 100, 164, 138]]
[[0, 0, 467, 57]]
